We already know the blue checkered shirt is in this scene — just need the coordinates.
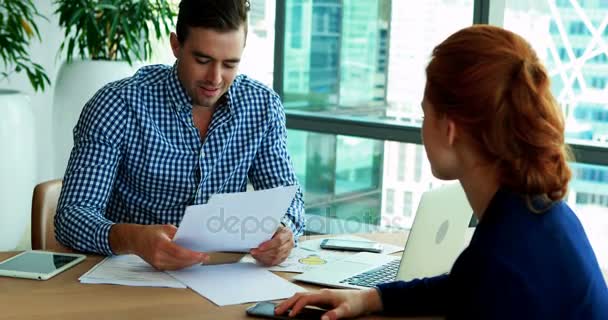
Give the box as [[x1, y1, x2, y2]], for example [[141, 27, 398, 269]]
[[55, 64, 305, 255]]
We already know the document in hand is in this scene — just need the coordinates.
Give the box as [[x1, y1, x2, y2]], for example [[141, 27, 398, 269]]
[[173, 185, 298, 252]]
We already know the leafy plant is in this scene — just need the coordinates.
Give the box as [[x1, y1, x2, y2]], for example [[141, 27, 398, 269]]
[[0, 0, 50, 92], [54, 0, 177, 64]]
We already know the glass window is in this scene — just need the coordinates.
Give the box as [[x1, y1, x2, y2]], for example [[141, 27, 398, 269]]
[[592, 53, 608, 63], [240, 0, 276, 87], [414, 145, 424, 182], [569, 162, 608, 264], [503, 0, 608, 147], [289, 131, 451, 233], [549, 20, 559, 34], [558, 47, 568, 60], [335, 136, 382, 194], [385, 189, 395, 214], [281, 1, 474, 234], [288, 127, 608, 237], [287, 130, 385, 234], [290, 3, 303, 49], [292, 133, 608, 255], [282, 0, 474, 120], [397, 143, 406, 181], [403, 191, 413, 218], [386, 0, 474, 121], [569, 21, 591, 35]]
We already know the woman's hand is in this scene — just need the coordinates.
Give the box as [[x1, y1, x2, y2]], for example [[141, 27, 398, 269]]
[[274, 288, 383, 320]]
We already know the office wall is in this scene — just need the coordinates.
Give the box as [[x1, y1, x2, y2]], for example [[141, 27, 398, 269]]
[[1, 1, 64, 250], [2, 0, 63, 183]]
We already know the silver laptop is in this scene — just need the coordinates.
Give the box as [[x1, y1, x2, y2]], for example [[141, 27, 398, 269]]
[[294, 183, 474, 289]]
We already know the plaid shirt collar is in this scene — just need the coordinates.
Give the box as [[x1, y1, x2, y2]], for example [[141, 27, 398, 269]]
[[167, 62, 236, 114]]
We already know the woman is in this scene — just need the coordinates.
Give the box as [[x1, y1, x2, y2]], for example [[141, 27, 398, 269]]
[[275, 25, 608, 319]]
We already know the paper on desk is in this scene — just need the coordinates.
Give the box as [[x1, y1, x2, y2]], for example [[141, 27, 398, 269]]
[[240, 247, 345, 273], [174, 185, 298, 252], [299, 235, 404, 255], [79, 255, 186, 288], [168, 262, 306, 306]]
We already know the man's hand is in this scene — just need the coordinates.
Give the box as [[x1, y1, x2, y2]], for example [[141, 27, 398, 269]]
[[109, 224, 208, 271], [250, 225, 294, 266]]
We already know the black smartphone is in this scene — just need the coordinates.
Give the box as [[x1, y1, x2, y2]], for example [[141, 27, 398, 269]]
[[320, 239, 383, 253], [246, 301, 326, 320]]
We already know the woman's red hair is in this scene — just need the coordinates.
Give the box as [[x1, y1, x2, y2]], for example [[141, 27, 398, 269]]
[[425, 25, 571, 203]]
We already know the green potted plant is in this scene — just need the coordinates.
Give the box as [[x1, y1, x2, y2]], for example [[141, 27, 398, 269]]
[[0, 0, 47, 250], [0, 0, 50, 91], [51, 0, 177, 177], [54, 0, 176, 64]]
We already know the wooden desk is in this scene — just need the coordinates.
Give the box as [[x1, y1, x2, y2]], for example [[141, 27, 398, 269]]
[[0, 232, 437, 320]]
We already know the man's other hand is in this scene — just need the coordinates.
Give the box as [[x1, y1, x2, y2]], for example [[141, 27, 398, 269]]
[[250, 225, 294, 266], [110, 224, 208, 270]]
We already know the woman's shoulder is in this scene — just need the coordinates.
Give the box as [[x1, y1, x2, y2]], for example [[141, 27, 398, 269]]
[[462, 194, 607, 317]]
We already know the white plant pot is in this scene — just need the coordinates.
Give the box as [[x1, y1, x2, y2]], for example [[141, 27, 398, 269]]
[[52, 60, 136, 178], [0, 90, 36, 251]]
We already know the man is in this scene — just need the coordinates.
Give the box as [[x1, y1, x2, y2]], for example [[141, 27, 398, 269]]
[[55, 0, 305, 270]]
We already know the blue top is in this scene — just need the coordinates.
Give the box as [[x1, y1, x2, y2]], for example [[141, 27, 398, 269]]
[[377, 188, 608, 319], [55, 64, 305, 255]]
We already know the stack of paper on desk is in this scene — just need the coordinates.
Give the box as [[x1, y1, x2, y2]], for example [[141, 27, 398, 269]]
[[79, 255, 186, 288], [173, 185, 298, 252], [168, 262, 306, 306], [81, 256, 305, 305]]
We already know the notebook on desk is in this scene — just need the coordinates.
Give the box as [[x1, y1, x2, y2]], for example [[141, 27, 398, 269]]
[[294, 183, 474, 289]]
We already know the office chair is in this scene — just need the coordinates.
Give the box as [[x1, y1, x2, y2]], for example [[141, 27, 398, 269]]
[[31, 179, 66, 251]]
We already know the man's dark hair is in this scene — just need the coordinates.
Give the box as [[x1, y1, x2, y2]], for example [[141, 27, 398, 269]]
[[176, 0, 250, 43]]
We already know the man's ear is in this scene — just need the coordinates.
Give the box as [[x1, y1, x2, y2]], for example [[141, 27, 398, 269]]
[[170, 32, 181, 59]]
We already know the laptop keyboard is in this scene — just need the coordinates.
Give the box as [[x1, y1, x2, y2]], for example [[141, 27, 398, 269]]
[[339, 259, 400, 288]]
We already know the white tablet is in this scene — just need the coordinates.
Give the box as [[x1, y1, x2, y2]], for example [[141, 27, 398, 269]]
[[0, 250, 86, 280]]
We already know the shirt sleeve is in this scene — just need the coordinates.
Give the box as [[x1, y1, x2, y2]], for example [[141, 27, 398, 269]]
[[54, 85, 128, 255], [376, 274, 451, 316], [465, 253, 539, 320], [248, 94, 306, 241]]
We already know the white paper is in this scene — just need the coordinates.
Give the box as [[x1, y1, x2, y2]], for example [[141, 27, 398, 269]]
[[174, 186, 298, 252], [79, 255, 186, 288], [299, 235, 404, 255], [168, 262, 306, 306], [240, 247, 345, 273]]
